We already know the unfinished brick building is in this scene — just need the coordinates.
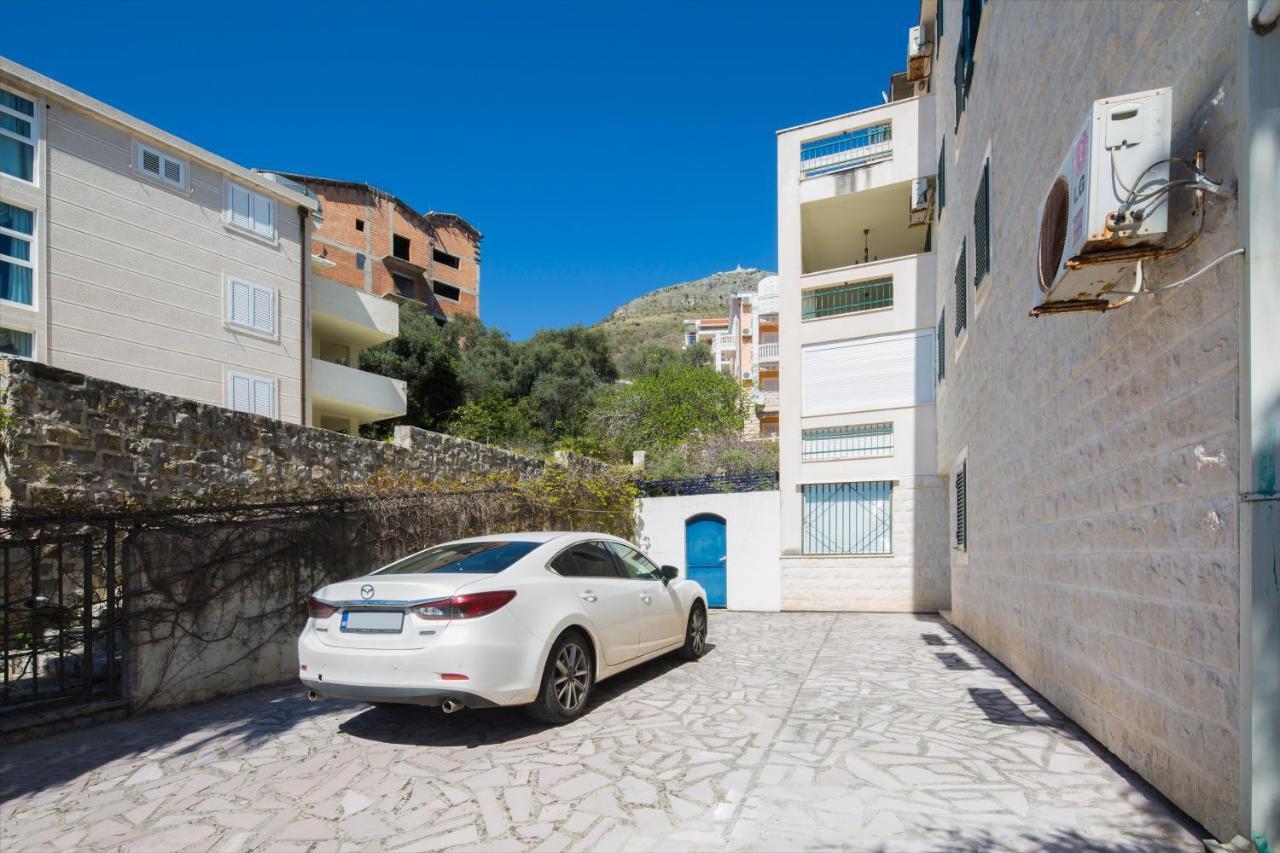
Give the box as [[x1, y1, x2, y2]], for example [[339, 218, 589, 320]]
[[278, 173, 482, 319]]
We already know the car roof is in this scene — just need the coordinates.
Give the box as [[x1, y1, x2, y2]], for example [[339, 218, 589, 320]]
[[452, 531, 622, 545]]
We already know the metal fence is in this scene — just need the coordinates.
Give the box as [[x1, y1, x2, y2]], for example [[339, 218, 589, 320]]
[[1, 527, 123, 711], [800, 122, 893, 178], [636, 471, 779, 497], [802, 277, 894, 320]]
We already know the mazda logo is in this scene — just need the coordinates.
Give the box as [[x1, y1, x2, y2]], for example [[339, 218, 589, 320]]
[[360, 584, 375, 600]]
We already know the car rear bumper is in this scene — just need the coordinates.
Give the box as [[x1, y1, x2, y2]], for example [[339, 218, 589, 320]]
[[300, 679, 499, 708], [296, 617, 544, 707]]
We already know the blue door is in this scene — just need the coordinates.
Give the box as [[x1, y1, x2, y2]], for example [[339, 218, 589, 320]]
[[686, 515, 727, 608]]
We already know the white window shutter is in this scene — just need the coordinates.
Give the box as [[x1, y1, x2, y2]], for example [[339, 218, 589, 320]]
[[229, 280, 251, 327], [229, 374, 252, 412], [251, 378, 274, 418], [802, 329, 936, 416], [252, 192, 274, 238], [251, 285, 274, 334], [228, 183, 252, 230]]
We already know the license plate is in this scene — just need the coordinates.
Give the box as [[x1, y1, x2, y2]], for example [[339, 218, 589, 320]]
[[340, 610, 404, 634]]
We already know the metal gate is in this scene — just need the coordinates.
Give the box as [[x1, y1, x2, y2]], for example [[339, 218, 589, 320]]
[[1, 528, 123, 710]]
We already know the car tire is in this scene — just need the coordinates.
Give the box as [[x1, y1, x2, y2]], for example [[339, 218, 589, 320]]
[[527, 630, 594, 725], [677, 602, 708, 660]]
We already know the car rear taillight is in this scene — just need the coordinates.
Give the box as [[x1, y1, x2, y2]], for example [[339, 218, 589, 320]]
[[410, 590, 517, 620], [307, 596, 338, 619]]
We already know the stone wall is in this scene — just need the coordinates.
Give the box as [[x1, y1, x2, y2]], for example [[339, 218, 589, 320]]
[[0, 358, 602, 509], [932, 0, 1241, 839]]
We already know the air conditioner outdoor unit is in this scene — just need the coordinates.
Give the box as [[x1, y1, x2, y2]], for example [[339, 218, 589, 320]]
[[907, 26, 925, 57], [1034, 87, 1172, 313]]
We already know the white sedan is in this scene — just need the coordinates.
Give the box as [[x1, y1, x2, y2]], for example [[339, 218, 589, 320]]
[[298, 532, 708, 723]]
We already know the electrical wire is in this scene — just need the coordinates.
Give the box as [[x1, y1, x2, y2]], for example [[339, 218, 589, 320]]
[[1103, 247, 1245, 302]]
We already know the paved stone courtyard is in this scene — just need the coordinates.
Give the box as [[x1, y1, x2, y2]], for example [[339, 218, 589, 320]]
[[1, 613, 1203, 851]]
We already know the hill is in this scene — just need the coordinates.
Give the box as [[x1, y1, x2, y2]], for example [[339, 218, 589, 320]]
[[593, 267, 773, 375]]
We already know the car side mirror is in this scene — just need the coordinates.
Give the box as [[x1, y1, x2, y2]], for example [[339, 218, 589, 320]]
[[659, 565, 679, 584]]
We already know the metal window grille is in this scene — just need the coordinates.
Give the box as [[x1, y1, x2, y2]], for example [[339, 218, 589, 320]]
[[801, 423, 893, 460], [955, 462, 967, 549], [974, 160, 990, 286], [937, 310, 946, 381], [802, 277, 893, 320], [802, 482, 893, 555], [954, 241, 967, 335], [800, 123, 893, 178]]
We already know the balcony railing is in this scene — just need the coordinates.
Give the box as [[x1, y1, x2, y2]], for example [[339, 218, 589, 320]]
[[802, 276, 894, 320], [717, 333, 735, 347], [755, 294, 779, 315], [800, 122, 892, 178], [757, 342, 780, 361]]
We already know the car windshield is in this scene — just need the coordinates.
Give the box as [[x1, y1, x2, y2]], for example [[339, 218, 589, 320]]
[[374, 540, 540, 575]]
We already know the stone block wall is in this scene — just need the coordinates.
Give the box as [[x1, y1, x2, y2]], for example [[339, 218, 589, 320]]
[[0, 358, 602, 509], [932, 0, 1242, 838], [781, 476, 949, 612]]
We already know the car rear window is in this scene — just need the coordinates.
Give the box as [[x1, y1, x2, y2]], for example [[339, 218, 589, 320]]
[[375, 541, 540, 575]]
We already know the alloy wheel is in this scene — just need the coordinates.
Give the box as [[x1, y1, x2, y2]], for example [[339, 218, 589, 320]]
[[553, 642, 590, 711], [690, 608, 706, 656]]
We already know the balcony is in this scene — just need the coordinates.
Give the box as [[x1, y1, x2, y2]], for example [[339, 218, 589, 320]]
[[760, 391, 781, 412], [802, 277, 893, 320], [717, 333, 735, 348], [757, 342, 780, 362], [311, 275, 399, 350], [311, 358, 407, 425], [755, 294, 779, 315], [800, 122, 892, 179]]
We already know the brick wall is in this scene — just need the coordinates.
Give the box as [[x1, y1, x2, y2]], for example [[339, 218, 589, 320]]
[[0, 358, 604, 509], [933, 0, 1241, 838], [305, 181, 481, 320]]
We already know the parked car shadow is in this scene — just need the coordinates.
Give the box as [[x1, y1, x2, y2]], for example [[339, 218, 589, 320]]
[[339, 644, 715, 748]]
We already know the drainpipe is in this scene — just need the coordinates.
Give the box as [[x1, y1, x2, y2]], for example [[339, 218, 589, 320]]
[[1238, 1, 1280, 847], [299, 205, 310, 426]]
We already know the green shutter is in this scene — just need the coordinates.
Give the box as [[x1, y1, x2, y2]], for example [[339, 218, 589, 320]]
[[974, 160, 990, 286]]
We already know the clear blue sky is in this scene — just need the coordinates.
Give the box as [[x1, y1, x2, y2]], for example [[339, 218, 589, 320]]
[[2, 0, 916, 339]]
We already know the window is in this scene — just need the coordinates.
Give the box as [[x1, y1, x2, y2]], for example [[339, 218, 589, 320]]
[[432, 280, 461, 301], [802, 482, 892, 555], [226, 182, 275, 239], [0, 87, 36, 183], [954, 240, 967, 336], [954, 0, 985, 128], [226, 278, 275, 335], [801, 277, 893, 320], [392, 273, 417, 299], [393, 234, 411, 260], [937, 140, 946, 213], [974, 159, 991, 286], [605, 542, 660, 580], [0, 327, 33, 359], [432, 248, 461, 269], [955, 461, 967, 550], [356, 253, 366, 270], [135, 142, 186, 189], [550, 542, 624, 578], [801, 423, 893, 460], [0, 202, 35, 307], [802, 329, 935, 416], [355, 218, 365, 232], [226, 371, 275, 418], [376, 540, 539, 575], [936, 311, 946, 382], [936, 0, 944, 40]]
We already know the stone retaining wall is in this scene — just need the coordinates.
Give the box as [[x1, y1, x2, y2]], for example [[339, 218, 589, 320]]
[[0, 358, 603, 509]]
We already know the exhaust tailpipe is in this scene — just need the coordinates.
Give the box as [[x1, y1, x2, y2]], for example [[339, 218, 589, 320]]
[[307, 690, 319, 702], [440, 698, 463, 714]]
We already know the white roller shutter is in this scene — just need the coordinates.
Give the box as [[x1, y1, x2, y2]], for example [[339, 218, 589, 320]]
[[802, 329, 935, 416]]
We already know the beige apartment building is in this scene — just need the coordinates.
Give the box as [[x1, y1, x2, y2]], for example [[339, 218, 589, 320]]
[[0, 58, 405, 433], [775, 34, 947, 612]]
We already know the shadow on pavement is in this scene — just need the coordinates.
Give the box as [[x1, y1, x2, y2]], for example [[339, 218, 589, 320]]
[[338, 645, 713, 747]]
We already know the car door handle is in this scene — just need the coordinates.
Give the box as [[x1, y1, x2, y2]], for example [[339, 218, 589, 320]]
[[579, 592, 598, 603], [640, 594, 651, 604]]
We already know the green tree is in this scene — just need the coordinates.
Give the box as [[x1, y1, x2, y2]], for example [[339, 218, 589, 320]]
[[449, 395, 540, 449], [510, 325, 618, 438], [590, 362, 746, 457], [358, 303, 462, 435]]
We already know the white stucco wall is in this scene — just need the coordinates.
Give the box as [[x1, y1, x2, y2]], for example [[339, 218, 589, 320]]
[[635, 491, 781, 611]]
